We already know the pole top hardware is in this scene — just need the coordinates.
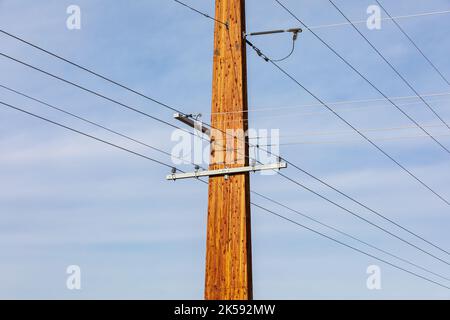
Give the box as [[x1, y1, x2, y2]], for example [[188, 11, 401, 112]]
[[166, 162, 288, 181], [174, 113, 211, 136], [244, 27, 303, 63], [244, 27, 302, 38]]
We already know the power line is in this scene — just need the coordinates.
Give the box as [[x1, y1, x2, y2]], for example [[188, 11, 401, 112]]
[[275, 170, 450, 266], [260, 133, 450, 147], [0, 29, 234, 160], [270, 1, 450, 206], [207, 101, 450, 260], [207, 91, 450, 115], [374, 0, 450, 87], [273, 0, 450, 156], [209, 98, 450, 125], [0, 100, 177, 170], [0, 32, 242, 165], [247, 41, 450, 206], [169, 3, 450, 259], [305, 9, 450, 31], [173, 0, 228, 28], [328, 0, 450, 130], [8, 86, 447, 278], [252, 202, 450, 291], [4, 0, 450, 296], [0, 52, 189, 135], [0, 49, 238, 167], [252, 191, 450, 282], [0, 29, 181, 115], [250, 123, 449, 140], [3, 21, 448, 262], [170, 5, 450, 258], [0, 83, 196, 167], [3, 97, 449, 289], [277, 157, 450, 257]]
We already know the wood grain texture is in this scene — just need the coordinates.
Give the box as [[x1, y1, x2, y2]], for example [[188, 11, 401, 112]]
[[205, 0, 252, 300]]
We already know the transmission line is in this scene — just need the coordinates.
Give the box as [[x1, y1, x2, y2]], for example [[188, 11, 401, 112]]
[[273, 0, 450, 155], [269, 1, 450, 206], [0, 100, 177, 170], [328, 0, 450, 130], [252, 202, 450, 290], [2, 99, 449, 290], [173, 0, 228, 28], [374, 0, 450, 87], [3, 19, 448, 262], [0, 83, 196, 167]]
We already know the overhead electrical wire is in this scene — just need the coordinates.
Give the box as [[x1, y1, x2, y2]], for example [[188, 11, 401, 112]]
[[207, 91, 450, 116], [0, 100, 177, 170], [0, 83, 196, 167], [273, 0, 450, 156], [209, 98, 450, 126], [274, 170, 450, 266], [4, 86, 448, 282], [250, 123, 449, 140], [173, 0, 228, 28], [0, 52, 189, 134], [6, 86, 448, 281], [251, 191, 450, 282], [305, 9, 450, 31], [2, 9, 448, 263], [260, 133, 450, 147], [246, 39, 450, 207], [252, 202, 450, 291], [328, 0, 450, 130], [270, 1, 450, 205], [1, 99, 449, 290], [375, 0, 450, 87]]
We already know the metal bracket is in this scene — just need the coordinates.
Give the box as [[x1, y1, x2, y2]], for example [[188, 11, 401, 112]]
[[174, 113, 210, 136], [167, 162, 287, 181], [244, 28, 302, 38]]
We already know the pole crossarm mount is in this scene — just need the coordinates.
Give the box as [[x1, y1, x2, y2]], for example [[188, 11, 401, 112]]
[[245, 28, 302, 38], [244, 27, 303, 63], [174, 113, 211, 136], [167, 162, 287, 181]]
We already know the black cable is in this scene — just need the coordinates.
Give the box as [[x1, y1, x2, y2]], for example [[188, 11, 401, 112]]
[[254, 33, 298, 63], [273, 0, 450, 154], [252, 191, 450, 282], [3, 20, 448, 262], [0, 100, 177, 170], [247, 41, 450, 206], [269, 1, 450, 205], [0, 83, 197, 167], [0, 29, 181, 115], [208, 104, 450, 262], [328, 0, 450, 130], [0, 52, 194, 137], [374, 0, 450, 87], [252, 202, 450, 291], [3, 97, 448, 290], [282, 158, 450, 256], [275, 171, 450, 267], [271, 40, 295, 62], [173, 0, 228, 28]]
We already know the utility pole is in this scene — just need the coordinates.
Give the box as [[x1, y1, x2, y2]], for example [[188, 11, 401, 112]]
[[169, 0, 290, 300], [205, 0, 252, 300]]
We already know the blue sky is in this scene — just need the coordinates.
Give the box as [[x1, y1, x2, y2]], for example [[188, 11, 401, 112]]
[[0, 0, 450, 299]]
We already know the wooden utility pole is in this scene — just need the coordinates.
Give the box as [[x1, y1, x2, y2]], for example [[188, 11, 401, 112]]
[[205, 0, 252, 300]]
